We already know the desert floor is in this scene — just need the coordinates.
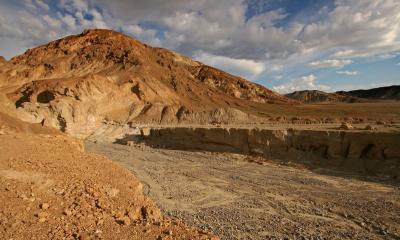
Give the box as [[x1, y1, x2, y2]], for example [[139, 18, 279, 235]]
[[87, 141, 400, 240]]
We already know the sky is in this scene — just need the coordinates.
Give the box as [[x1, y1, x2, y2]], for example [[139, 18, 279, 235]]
[[0, 0, 399, 93]]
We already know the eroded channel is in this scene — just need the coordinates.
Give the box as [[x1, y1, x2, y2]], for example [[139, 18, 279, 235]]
[[86, 126, 400, 239]]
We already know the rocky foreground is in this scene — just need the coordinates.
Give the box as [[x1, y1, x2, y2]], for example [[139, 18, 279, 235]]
[[0, 114, 217, 239]]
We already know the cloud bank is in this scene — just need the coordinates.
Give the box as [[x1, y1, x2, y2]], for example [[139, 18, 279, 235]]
[[336, 71, 360, 76], [309, 59, 353, 69], [273, 75, 330, 94], [0, 0, 399, 90]]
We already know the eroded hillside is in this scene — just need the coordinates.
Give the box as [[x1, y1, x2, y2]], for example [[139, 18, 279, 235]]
[[0, 29, 294, 137]]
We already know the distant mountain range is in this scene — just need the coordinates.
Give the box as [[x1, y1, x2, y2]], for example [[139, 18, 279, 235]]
[[286, 85, 400, 103], [336, 85, 400, 100]]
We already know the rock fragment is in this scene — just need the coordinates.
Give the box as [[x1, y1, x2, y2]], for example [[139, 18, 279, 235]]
[[364, 125, 377, 130], [41, 203, 50, 210], [116, 216, 131, 225], [63, 209, 72, 216], [339, 122, 353, 130]]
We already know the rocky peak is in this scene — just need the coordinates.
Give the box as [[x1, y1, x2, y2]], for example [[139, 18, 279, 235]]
[[1, 29, 296, 137]]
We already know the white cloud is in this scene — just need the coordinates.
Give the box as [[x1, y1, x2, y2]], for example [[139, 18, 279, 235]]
[[272, 74, 330, 94], [34, 0, 49, 11], [61, 15, 76, 30], [299, 1, 400, 58], [336, 70, 360, 76], [0, 0, 115, 59], [377, 53, 397, 59], [194, 51, 266, 80], [332, 50, 355, 58], [94, 0, 400, 63], [273, 75, 283, 80], [42, 15, 62, 28], [121, 24, 161, 46], [58, 0, 88, 13], [2, 0, 400, 62], [309, 59, 353, 69], [88, 9, 108, 29], [270, 64, 283, 72], [23, 0, 37, 10], [2, 1, 400, 61]]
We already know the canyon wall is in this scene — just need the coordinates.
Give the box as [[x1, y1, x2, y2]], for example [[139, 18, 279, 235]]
[[128, 127, 400, 176]]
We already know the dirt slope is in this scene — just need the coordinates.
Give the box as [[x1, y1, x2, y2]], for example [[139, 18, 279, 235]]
[[0, 113, 217, 239], [0, 29, 294, 137]]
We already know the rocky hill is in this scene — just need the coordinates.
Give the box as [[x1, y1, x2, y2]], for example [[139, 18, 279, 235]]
[[287, 86, 400, 103], [336, 85, 400, 100], [0, 56, 6, 65], [0, 29, 294, 137], [285, 90, 362, 103]]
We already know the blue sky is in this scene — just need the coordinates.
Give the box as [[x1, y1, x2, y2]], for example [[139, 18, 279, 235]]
[[0, 0, 399, 93]]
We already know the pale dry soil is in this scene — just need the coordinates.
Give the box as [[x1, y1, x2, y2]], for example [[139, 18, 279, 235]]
[[86, 142, 400, 240]]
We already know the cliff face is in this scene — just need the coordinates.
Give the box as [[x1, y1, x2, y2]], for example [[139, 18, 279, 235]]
[[0, 29, 294, 137], [128, 127, 400, 177]]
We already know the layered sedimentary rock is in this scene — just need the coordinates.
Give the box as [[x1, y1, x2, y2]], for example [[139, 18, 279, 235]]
[[127, 127, 400, 176]]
